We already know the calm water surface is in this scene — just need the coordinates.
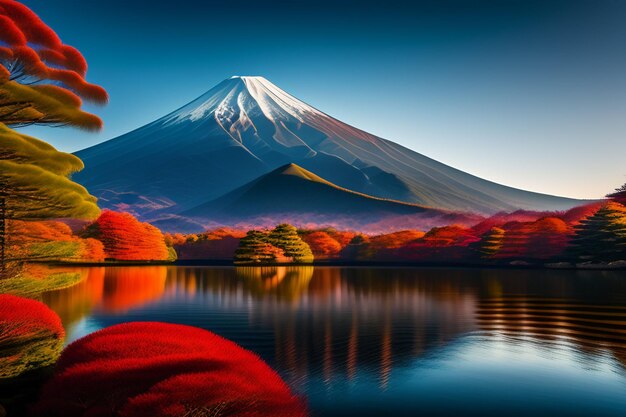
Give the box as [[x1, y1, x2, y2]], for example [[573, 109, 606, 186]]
[[42, 266, 626, 417]]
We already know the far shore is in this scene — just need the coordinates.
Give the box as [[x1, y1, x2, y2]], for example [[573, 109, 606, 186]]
[[45, 259, 626, 271]]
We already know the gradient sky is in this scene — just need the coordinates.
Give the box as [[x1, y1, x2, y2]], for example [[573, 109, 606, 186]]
[[19, 0, 626, 199]]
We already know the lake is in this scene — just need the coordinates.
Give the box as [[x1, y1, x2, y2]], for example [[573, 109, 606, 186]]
[[41, 266, 626, 417]]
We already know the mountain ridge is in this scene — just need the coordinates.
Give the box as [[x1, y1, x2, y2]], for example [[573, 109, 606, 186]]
[[171, 163, 482, 233], [73, 75, 589, 227]]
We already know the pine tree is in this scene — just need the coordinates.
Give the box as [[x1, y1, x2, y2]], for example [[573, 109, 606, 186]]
[[268, 224, 314, 263], [475, 227, 505, 259], [568, 202, 626, 263], [234, 230, 287, 265]]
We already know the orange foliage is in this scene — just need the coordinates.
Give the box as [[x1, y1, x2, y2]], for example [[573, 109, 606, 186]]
[[8, 220, 105, 261], [85, 210, 169, 261], [99, 267, 168, 313], [370, 230, 425, 249], [301, 231, 342, 258]]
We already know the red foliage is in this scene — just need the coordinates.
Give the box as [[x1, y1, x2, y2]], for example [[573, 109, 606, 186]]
[[0, 0, 107, 102], [33, 322, 307, 417], [395, 226, 480, 261], [495, 217, 572, 259], [0, 294, 64, 340], [561, 202, 605, 225], [86, 211, 170, 261]]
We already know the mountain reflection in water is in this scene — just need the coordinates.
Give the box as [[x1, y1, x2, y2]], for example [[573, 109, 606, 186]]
[[41, 266, 626, 417]]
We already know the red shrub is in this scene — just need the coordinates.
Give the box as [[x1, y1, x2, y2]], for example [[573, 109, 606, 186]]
[[85, 211, 170, 261], [33, 322, 307, 417], [0, 294, 64, 378]]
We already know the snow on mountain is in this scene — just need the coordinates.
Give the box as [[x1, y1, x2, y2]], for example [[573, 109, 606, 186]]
[[74, 76, 588, 228]]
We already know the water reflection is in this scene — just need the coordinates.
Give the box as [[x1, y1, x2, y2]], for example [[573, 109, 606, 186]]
[[41, 266, 626, 416]]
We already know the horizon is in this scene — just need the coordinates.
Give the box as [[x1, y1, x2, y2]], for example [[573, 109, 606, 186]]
[[19, 0, 626, 199]]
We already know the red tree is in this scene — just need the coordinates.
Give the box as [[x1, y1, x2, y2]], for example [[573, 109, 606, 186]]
[[0, 0, 107, 100], [34, 322, 307, 417], [84, 211, 170, 261]]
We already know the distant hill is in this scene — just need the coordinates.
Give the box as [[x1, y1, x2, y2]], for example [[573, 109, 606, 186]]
[[160, 164, 483, 233], [74, 75, 588, 228]]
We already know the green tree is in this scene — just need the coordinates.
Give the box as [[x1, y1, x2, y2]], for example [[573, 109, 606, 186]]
[[234, 230, 286, 265], [475, 227, 505, 259], [568, 202, 626, 263], [0, 124, 99, 272], [268, 224, 314, 263]]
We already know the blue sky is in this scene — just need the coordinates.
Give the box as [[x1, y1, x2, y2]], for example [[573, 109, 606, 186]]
[[20, 0, 626, 199]]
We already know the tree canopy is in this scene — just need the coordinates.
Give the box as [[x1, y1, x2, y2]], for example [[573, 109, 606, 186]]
[[568, 202, 626, 263], [234, 230, 287, 265], [0, 125, 99, 221], [82, 210, 170, 261], [269, 224, 314, 263], [0, 1, 106, 273], [0, 0, 107, 129]]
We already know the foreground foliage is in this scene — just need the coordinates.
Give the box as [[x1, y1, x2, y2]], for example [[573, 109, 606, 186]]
[[0, 294, 64, 379], [33, 322, 306, 417]]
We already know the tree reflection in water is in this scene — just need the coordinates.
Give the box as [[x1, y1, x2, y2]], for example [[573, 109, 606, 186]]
[[41, 267, 626, 393]]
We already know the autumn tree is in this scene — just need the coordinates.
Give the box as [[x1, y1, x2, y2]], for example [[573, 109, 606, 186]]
[[234, 230, 287, 265], [8, 219, 105, 262], [300, 231, 342, 258], [0, 0, 107, 128], [269, 224, 314, 263], [82, 211, 170, 261], [568, 202, 626, 263]]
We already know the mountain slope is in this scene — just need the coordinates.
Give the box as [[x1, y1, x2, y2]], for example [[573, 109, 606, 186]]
[[173, 163, 481, 232], [74, 76, 587, 222]]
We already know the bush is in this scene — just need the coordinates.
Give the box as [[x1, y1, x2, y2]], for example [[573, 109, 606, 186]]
[[33, 322, 306, 417], [0, 294, 64, 378]]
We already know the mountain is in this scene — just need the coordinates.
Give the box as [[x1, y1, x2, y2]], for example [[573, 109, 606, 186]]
[[74, 76, 587, 226], [165, 163, 481, 232]]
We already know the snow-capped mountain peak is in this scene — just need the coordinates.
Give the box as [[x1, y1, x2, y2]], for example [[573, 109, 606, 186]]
[[167, 75, 323, 127], [74, 75, 587, 224]]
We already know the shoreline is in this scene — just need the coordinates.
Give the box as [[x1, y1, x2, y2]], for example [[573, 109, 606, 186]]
[[46, 259, 626, 271]]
